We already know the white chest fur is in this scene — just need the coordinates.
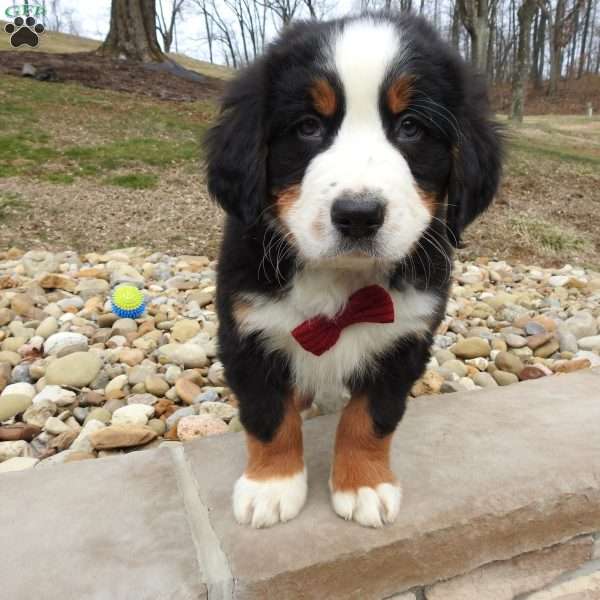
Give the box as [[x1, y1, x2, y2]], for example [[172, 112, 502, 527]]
[[237, 265, 439, 397]]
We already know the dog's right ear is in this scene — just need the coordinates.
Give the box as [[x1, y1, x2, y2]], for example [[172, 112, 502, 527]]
[[205, 62, 266, 225]]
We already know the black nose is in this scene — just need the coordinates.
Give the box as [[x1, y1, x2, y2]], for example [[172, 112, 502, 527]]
[[331, 196, 385, 238]]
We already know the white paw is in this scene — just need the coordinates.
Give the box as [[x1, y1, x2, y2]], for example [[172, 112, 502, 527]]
[[233, 469, 307, 528], [331, 482, 402, 527]]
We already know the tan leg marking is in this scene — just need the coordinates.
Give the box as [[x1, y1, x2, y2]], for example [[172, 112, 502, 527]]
[[234, 397, 307, 527], [331, 395, 395, 491], [245, 397, 304, 480], [330, 396, 401, 527]]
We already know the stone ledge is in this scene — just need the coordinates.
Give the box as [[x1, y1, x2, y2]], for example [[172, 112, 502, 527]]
[[185, 367, 600, 599], [1, 368, 599, 599]]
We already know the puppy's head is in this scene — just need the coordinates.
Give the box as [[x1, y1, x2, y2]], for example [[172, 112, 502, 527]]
[[206, 14, 502, 265]]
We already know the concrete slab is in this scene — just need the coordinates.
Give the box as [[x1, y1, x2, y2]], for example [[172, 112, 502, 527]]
[[183, 368, 600, 599], [0, 448, 207, 600]]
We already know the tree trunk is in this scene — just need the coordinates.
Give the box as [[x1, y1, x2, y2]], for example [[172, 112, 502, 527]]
[[532, 8, 546, 89], [510, 0, 537, 123], [472, 15, 490, 72], [459, 0, 490, 74], [578, 0, 593, 77], [486, 0, 497, 79], [547, 0, 563, 96], [99, 0, 165, 62], [451, 1, 461, 50], [567, 9, 579, 77]]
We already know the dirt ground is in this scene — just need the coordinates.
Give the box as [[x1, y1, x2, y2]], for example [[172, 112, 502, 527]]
[[0, 50, 225, 102]]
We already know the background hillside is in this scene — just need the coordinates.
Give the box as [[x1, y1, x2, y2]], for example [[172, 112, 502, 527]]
[[1, 26, 599, 267]]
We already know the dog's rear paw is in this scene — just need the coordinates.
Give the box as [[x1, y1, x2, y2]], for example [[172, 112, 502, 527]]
[[233, 469, 307, 528], [331, 482, 401, 527]]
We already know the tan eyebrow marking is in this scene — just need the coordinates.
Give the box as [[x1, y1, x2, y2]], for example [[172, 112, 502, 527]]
[[310, 78, 337, 117], [387, 75, 415, 114]]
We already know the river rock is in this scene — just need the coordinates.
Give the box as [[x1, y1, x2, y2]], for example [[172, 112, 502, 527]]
[[564, 311, 597, 339], [89, 425, 157, 450], [0, 456, 39, 472], [70, 419, 106, 453], [578, 335, 600, 352], [534, 338, 560, 358], [177, 414, 228, 441], [0, 423, 41, 442], [492, 370, 519, 386], [157, 343, 208, 368], [22, 250, 59, 276], [84, 408, 112, 425], [35, 317, 59, 339], [33, 387, 74, 409], [23, 400, 57, 427], [45, 352, 102, 387], [43, 332, 88, 356], [0, 440, 33, 462], [171, 319, 201, 343], [451, 338, 490, 359], [0, 382, 36, 421], [494, 352, 524, 376], [111, 403, 153, 426], [198, 401, 237, 421], [147, 419, 166, 436], [44, 416, 70, 435]]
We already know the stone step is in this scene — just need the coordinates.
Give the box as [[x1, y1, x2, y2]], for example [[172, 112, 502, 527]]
[[2, 368, 600, 599]]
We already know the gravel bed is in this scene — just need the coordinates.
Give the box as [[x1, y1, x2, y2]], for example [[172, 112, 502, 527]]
[[1, 248, 599, 473]]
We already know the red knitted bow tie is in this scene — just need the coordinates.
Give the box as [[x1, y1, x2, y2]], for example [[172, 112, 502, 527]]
[[291, 285, 395, 356]]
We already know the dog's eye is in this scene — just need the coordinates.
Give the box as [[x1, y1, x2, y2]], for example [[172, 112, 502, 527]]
[[296, 116, 324, 141], [396, 117, 421, 141]]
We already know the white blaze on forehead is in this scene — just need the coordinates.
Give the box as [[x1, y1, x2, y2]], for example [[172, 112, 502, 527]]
[[333, 19, 400, 125], [281, 16, 430, 263]]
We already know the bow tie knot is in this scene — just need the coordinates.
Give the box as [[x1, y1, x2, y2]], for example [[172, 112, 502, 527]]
[[291, 285, 395, 356]]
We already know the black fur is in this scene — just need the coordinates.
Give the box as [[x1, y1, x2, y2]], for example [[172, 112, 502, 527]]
[[207, 12, 502, 444]]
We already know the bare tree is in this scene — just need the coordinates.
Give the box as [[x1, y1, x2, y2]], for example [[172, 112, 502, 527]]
[[531, 5, 546, 88], [541, 0, 585, 95], [459, 0, 492, 73], [100, 0, 165, 61], [510, 0, 539, 122], [263, 0, 301, 28], [578, 0, 594, 76], [156, 0, 186, 53], [451, 0, 462, 48], [45, 0, 78, 34]]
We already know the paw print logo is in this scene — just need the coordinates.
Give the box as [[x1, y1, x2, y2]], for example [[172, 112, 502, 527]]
[[4, 16, 45, 48]]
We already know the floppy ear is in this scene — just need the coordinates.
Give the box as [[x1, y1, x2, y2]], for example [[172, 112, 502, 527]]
[[205, 62, 266, 225], [447, 76, 503, 247]]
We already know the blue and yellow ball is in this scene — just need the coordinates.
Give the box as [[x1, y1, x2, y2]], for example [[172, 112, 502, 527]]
[[111, 284, 146, 319]]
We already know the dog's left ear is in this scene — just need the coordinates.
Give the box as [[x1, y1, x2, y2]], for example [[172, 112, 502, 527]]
[[205, 61, 267, 225], [447, 76, 503, 247]]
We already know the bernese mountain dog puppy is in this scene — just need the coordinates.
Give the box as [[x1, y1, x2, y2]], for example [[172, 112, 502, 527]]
[[206, 12, 502, 528]]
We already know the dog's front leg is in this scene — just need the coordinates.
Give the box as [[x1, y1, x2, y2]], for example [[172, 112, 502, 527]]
[[233, 391, 307, 528], [329, 342, 425, 527], [329, 394, 403, 528]]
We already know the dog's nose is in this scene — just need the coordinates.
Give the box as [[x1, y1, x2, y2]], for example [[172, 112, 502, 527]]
[[331, 196, 385, 238]]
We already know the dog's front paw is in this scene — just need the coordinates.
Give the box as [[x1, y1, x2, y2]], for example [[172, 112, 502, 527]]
[[233, 469, 307, 528], [330, 481, 402, 528]]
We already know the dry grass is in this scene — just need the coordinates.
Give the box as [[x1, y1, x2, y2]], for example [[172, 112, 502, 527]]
[[461, 115, 600, 269], [1, 70, 599, 266]]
